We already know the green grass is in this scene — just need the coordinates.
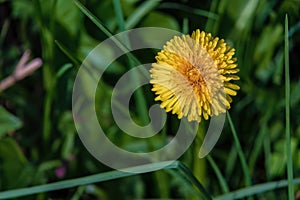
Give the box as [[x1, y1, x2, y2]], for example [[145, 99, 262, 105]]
[[0, 0, 299, 199], [1, 160, 299, 199], [285, 14, 294, 200], [0, 161, 210, 200]]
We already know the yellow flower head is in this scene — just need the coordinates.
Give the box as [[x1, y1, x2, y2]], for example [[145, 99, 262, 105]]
[[150, 29, 240, 122]]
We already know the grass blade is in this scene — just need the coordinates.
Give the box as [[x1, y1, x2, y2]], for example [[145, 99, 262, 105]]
[[0, 19, 9, 48], [125, 0, 161, 29], [73, 0, 113, 38], [159, 2, 218, 20], [55, 40, 81, 66], [215, 178, 300, 200], [226, 112, 252, 188], [249, 123, 267, 173], [74, 0, 151, 126], [73, 0, 149, 77], [112, 0, 150, 125], [205, 0, 219, 33], [285, 14, 294, 200], [112, 0, 125, 31], [55, 63, 73, 79], [111, 2, 168, 194], [0, 161, 175, 199], [263, 129, 272, 180], [207, 155, 230, 193], [177, 162, 213, 200], [182, 17, 189, 34], [0, 161, 211, 199]]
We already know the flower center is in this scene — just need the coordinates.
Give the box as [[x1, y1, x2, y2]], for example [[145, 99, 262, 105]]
[[187, 68, 204, 85]]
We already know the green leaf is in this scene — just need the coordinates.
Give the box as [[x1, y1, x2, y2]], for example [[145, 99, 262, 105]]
[[0, 106, 22, 137], [269, 138, 298, 178], [0, 138, 28, 190], [56, 63, 73, 79], [229, 0, 259, 35], [55, 0, 82, 37]]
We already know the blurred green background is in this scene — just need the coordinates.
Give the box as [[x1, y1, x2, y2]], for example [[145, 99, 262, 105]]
[[0, 0, 300, 199]]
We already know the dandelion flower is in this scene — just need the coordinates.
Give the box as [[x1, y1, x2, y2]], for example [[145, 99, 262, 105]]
[[150, 29, 240, 122]]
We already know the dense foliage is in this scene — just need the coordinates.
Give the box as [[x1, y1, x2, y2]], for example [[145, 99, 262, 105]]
[[0, 0, 300, 199]]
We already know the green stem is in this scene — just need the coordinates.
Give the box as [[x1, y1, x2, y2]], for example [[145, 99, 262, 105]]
[[284, 14, 294, 200]]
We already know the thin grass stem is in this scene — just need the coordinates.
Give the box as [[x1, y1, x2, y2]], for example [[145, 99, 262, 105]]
[[207, 155, 230, 193], [226, 112, 252, 189], [112, 0, 125, 31], [215, 178, 300, 200], [285, 14, 294, 200]]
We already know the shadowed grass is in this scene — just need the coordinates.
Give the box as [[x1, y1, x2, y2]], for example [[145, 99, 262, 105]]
[[226, 112, 252, 195], [74, 0, 151, 126], [207, 155, 229, 193], [0, 161, 210, 200]]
